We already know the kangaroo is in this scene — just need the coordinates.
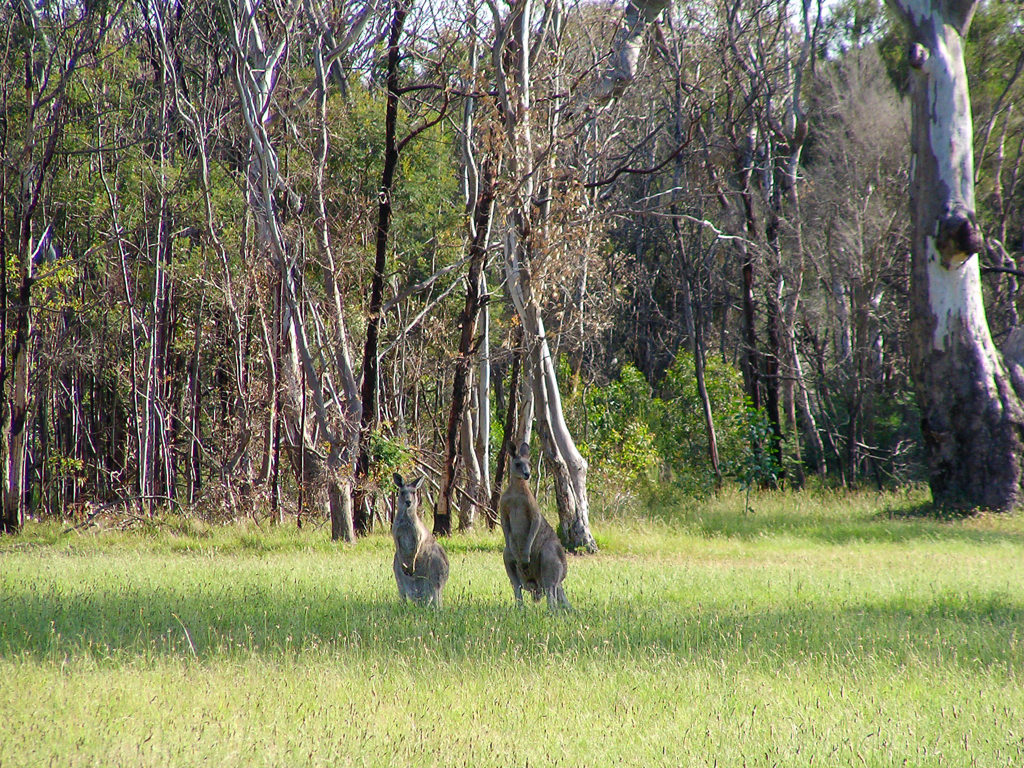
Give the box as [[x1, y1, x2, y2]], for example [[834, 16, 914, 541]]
[[498, 442, 571, 610], [392, 474, 449, 607]]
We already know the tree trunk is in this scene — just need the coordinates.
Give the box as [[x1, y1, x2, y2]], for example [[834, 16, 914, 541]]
[[354, 0, 409, 534], [475, 270, 492, 504], [4, 268, 33, 530], [764, 267, 785, 477], [792, 344, 825, 478], [328, 449, 355, 543], [521, 297, 597, 552], [457, 401, 483, 530], [489, 331, 521, 525], [493, 0, 596, 553], [2, 13, 84, 530], [435, 171, 494, 536], [463, 0, 492, 510], [739, 252, 762, 412], [672, 217, 721, 484], [888, 0, 1024, 510]]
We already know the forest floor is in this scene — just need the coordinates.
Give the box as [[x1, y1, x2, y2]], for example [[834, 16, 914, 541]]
[[2, 487, 1023, 767]]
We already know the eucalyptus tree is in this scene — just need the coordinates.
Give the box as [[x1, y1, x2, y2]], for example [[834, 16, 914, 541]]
[[351, 0, 410, 534], [485, 0, 601, 552], [885, 0, 1024, 510], [800, 45, 914, 485], [229, 0, 311, 524], [591, 0, 830, 482], [141, 0, 260, 507], [0, 0, 121, 532], [227, 0, 383, 536], [350, 0, 471, 535], [435, 9, 495, 533], [686, 0, 824, 481]]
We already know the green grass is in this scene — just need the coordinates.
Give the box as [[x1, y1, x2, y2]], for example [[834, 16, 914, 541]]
[[3, 488, 1024, 766]]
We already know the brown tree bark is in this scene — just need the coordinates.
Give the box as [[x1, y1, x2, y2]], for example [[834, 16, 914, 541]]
[[435, 171, 494, 536], [354, 0, 409, 534], [489, 332, 522, 527]]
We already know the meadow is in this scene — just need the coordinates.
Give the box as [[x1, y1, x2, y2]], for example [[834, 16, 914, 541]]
[[2, 488, 1024, 767]]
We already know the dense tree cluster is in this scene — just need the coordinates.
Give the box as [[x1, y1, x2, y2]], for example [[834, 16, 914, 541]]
[[1, 0, 1022, 535]]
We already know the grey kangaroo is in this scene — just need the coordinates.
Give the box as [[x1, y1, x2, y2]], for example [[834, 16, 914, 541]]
[[499, 442, 570, 609], [392, 474, 449, 607]]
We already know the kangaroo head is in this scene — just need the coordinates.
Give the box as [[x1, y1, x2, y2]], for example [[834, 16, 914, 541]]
[[394, 473, 425, 515], [508, 441, 531, 481]]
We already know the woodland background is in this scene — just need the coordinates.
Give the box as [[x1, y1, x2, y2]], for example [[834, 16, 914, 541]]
[[2, 0, 1022, 537]]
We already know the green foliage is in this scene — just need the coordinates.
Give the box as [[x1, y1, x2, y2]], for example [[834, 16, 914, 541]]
[[571, 352, 748, 503], [324, 86, 462, 285], [650, 352, 747, 496], [579, 363, 660, 486], [966, 1, 1024, 255], [397, 121, 463, 280], [723, 402, 782, 513], [820, 0, 891, 55], [966, 2, 1024, 106], [368, 430, 409, 484]]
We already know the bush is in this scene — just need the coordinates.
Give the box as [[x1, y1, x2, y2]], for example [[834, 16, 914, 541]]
[[650, 352, 748, 497], [578, 364, 660, 488], [571, 352, 748, 502]]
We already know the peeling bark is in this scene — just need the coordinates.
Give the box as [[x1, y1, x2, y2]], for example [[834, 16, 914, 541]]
[[888, 0, 1024, 510]]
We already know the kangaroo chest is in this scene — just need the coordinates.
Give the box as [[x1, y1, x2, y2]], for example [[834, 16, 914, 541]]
[[500, 488, 539, 536], [393, 516, 425, 552]]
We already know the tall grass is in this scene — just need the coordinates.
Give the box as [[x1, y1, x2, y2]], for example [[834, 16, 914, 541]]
[[2, 488, 1023, 766]]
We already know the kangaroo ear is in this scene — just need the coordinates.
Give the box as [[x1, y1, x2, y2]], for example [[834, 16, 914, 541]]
[[519, 441, 530, 458], [411, 476, 425, 491], [393, 473, 404, 489], [507, 441, 518, 455]]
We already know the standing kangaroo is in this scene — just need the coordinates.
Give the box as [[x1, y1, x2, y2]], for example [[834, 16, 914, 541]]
[[499, 442, 571, 609], [392, 474, 449, 607]]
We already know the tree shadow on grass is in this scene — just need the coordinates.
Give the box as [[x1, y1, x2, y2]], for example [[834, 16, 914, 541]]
[[671, 501, 1024, 548], [3, 580, 1022, 675], [878, 499, 982, 522]]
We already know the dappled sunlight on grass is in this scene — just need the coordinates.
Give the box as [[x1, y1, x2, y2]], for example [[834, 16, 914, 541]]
[[4, 495, 1024, 766], [4, 521, 1024, 675]]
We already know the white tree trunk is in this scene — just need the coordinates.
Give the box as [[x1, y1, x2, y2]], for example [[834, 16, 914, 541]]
[[476, 271, 492, 501], [590, 0, 671, 105], [887, 0, 1024, 509], [490, 0, 596, 551], [229, 1, 362, 535], [458, 396, 483, 529], [504, 239, 597, 551], [515, 357, 535, 447]]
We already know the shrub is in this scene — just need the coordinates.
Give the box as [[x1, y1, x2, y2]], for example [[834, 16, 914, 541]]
[[579, 364, 660, 487], [571, 352, 748, 502], [649, 352, 747, 498]]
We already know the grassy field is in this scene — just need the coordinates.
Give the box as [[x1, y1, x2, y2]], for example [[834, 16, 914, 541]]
[[2, 488, 1024, 766]]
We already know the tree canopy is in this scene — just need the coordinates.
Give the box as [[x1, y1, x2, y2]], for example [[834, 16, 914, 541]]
[[1, 0, 1022, 532]]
